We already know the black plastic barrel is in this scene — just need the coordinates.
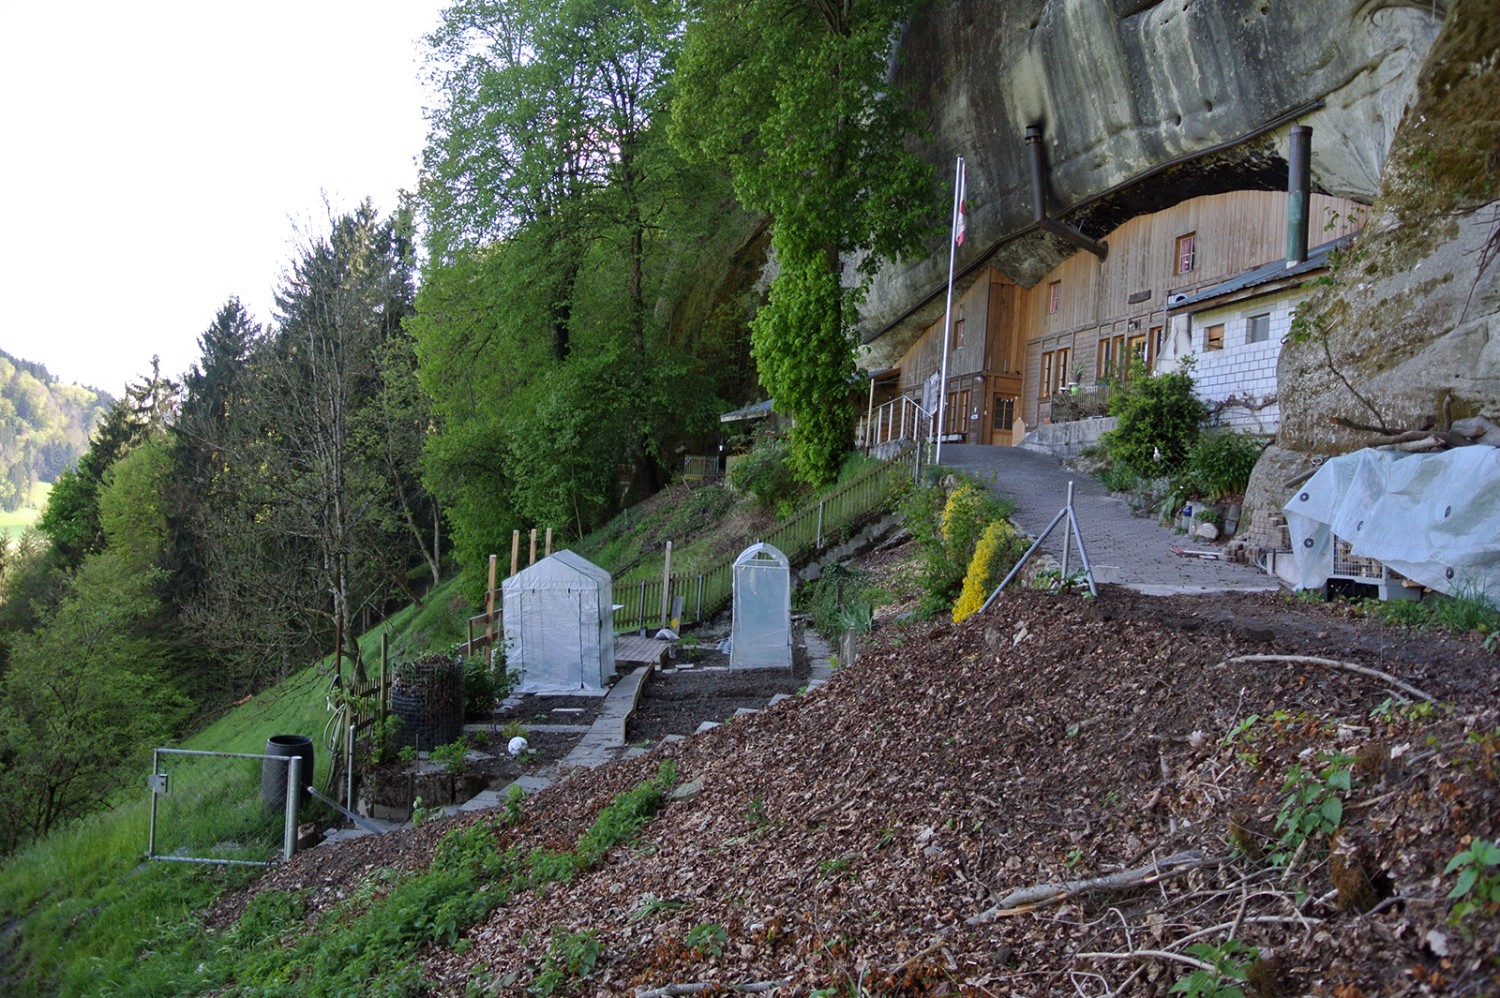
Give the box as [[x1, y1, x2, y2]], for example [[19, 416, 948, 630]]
[[262, 734, 315, 811]]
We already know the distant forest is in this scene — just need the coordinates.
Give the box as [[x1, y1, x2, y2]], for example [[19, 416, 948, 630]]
[[0, 349, 110, 511]]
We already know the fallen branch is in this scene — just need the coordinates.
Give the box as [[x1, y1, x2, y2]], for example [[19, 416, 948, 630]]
[[1219, 654, 1437, 705], [1076, 948, 1215, 973], [635, 982, 788, 997], [966, 850, 1213, 925]]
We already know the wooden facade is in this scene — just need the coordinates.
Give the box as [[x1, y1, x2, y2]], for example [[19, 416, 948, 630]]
[[883, 190, 1364, 443]]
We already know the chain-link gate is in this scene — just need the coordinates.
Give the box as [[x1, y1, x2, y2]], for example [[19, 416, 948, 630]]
[[147, 748, 302, 866]]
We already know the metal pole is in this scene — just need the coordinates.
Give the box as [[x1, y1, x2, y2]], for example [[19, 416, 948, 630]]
[[816, 501, 825, 549], [283, 756, 301, 861], [148, 748, 159, 858], [1066, 504, 1100, 598], [935, 155, 964, 465], [865, 376, 876, 452], [1061, 481, 1073, 577]]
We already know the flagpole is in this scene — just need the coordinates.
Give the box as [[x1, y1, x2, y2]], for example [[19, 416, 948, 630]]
[[934, 155, 964, 466]]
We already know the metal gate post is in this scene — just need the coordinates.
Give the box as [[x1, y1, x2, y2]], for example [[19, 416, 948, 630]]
[[284, 756, 301, 861], [148, 748, 160, 858]]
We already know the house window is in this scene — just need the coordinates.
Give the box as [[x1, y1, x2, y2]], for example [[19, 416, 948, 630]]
[[945, 389, 970, 434], [1204, 323, 1224, 351], [1176, 233, 1197, 274], [1040, 351, 1056, 397], [992, 396, 1015, 432], [1247, 313, 1271, 344], [1097, 335, 1125, 382], [1047, 281, 1061, 314], [1056, 347, 1071, 387], [952, 316, 965, 350]]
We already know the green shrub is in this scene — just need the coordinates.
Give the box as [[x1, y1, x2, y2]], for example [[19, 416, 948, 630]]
[[1102, 360, 1205, 478], [899, 475, 1013, 618], [796, 564, 878, 639], [728, 439, 803, 511], [463, 652, 510, 720], [1178, 430, 1266, 501]]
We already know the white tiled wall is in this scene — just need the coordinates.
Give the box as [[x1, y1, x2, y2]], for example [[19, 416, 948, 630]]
[[1167, 292, 1306, 433]]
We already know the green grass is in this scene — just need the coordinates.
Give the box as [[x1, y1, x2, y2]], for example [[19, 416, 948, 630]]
[[575, 450, 894, 587], [1360, 582, 1500, 641], [0, 480, 50, 540], [0, 574, 476, 996]]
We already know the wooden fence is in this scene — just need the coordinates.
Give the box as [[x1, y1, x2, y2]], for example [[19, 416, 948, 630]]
[[464, 450, 912, 649]]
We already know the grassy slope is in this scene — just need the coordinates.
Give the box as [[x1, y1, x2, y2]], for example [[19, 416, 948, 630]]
[[0, 575, 476, 994], [0, 457, 891, 993]]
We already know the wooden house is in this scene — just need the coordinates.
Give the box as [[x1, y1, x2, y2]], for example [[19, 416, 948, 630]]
[[860, 188, 1364, 448]]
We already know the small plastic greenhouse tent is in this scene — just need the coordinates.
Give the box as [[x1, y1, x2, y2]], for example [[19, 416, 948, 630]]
[[730, 542, 793, 670], [502, 550, 616, 693]]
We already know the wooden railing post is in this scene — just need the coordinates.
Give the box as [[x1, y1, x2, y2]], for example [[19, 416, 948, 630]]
[[485, 554, 497, 665]]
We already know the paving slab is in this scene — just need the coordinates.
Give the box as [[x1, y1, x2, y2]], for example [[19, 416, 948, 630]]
[[937, 444, 1279, 595], [557, 662, 654, 770]]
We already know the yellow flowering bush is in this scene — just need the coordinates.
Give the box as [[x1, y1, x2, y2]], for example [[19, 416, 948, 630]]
[[952, 519, 1025, 623]]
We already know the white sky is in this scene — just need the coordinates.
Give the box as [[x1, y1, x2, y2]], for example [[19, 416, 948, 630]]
[[0, 0, 448, 396]]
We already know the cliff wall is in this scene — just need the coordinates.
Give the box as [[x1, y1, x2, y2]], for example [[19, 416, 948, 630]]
[[860, 0, 1443, 364]]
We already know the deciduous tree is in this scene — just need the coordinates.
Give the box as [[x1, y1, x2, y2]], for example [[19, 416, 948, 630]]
[[670, 0, 932, 484]]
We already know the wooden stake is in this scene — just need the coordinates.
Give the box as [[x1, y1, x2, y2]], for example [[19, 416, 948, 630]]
[[660, 540, 673, 630], [485, 554, 497, 664], [510, 530, 521, 577], [529, 528, 538, 565], [545, 527, 553, 557]]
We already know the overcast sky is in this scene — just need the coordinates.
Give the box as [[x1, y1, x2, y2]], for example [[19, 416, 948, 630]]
[[0, 0, 448, 396]]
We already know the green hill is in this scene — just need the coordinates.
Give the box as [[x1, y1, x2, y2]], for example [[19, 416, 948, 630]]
[[0, 348, 110, 512]]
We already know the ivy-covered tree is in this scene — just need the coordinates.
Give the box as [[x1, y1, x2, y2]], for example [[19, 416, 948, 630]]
[[670, 0, 932, 484]]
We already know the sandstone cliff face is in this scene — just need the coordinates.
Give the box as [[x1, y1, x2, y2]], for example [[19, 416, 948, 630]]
[[860, 0, 1442, 359], [1242, 0, 1499, 550]]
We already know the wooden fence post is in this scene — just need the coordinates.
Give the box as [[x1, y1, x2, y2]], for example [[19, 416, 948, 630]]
[[659, 541, 672, 631], [545, 527, 553, 557], [485, 554, 497, 665], [510, 530, 521, 577], [529, 528, 538, 565]]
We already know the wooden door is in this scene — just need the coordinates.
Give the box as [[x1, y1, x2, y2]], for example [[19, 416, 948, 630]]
[[990, 392, 1018, 446]]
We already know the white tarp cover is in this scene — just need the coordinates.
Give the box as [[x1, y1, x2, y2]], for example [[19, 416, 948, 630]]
[[502, 550, 616, 693], [730, 542, 793, 670], [1284, 447, 1500, 603]]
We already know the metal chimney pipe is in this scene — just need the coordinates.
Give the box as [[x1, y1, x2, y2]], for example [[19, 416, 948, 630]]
[[1025, 125, 1048, 224], [1286, 125, 1312, 266], [1025, 125, 1108, 260]]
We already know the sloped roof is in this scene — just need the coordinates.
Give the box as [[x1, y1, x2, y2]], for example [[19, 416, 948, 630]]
[[503, 549, 610, 591], [1171, 236, 1350, 311]]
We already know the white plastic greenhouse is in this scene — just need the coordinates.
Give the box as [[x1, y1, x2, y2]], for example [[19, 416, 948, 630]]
[[730, 542, 793, 670], [502, 550, 617, 693]]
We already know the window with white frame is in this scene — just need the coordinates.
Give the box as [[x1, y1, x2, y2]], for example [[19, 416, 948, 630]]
[[1247, 312, 1271, 344]]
